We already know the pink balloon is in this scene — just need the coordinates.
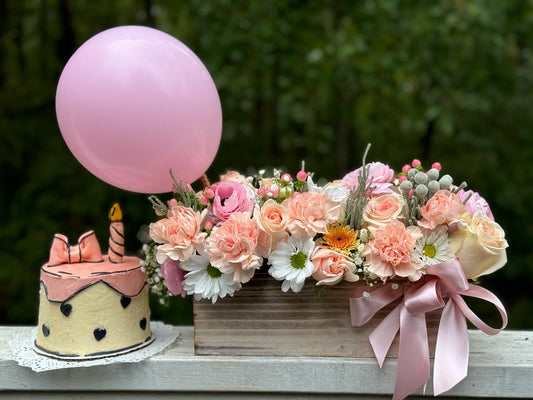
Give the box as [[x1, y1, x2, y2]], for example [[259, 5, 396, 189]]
[[56, 26, 222, 193]]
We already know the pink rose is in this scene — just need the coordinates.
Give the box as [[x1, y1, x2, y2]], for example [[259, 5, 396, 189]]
[[364, 220, 424, 281], [342, 162, 395, 194], [160, 259, 187, 297], [149, 205, 206, 263], [362, 193, 406, 228], [254, 200, 290, 258], [418, 190, 467, 230], [210, 181, 254, 224], [456, 189, 494, 220], [449, 212, 508, 279], [205, 212, 261, 283], [284, 191, 338, 237], [311, 248, 359, 285]]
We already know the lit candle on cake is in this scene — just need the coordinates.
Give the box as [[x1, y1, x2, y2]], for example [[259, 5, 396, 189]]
[[108, 203, 124, 263]]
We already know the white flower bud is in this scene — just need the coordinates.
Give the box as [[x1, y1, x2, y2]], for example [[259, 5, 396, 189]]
[[415, 184, 428, 197], [414, 172, 428, 184], [427, 168, 440, 180], [399, 180, 413, 192], [439, 174, 453, 189]]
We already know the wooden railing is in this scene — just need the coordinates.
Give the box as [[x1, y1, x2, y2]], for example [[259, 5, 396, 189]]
[[0, 326, 531, 399]]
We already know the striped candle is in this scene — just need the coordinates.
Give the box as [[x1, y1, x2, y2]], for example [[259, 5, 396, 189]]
[[108, 203, 124, 263]]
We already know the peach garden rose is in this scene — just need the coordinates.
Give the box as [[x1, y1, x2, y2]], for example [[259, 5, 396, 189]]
[[311, 248, 359, 285], [449, 211, 508, 279], [254, 199, 290, 258], [362, 192, 406, 228]]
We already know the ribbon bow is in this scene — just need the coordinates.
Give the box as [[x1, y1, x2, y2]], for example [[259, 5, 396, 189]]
[[349, 259, 507, 400], [48, 231, 103, 266]]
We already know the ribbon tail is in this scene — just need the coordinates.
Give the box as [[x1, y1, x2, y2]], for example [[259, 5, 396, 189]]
[[369, 303, 401, 368], [393, 307, 430, 400], [433, 300, 469, 396]]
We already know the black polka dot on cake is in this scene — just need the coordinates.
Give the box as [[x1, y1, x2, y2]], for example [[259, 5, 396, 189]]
[[60, 303, 72, 317], [42, 324, 50, 337], [120, 296, 131, 309], [139, 318, 147, 331], [93, 328, 107, 341]]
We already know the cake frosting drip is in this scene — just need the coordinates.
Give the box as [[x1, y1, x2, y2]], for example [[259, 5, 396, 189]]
[[41, 255, 146, 302]]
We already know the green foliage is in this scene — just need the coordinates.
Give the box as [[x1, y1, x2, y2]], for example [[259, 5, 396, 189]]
[[1, 0, 532, 328]]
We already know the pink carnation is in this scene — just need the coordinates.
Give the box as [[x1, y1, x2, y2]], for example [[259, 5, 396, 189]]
[[342, 162, 395, 195], [283, 191, 338, 237], [205, 212, 261, 283], [419, 190, 467, 229], [160, 259, 187, 297], [363, 220, 424, 281], [149, 205, 206, 263], [210, 181, 254, 225], [456, 189, 494, 220]]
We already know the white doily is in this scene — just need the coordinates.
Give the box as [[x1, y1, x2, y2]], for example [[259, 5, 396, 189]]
[[8, 321, 179, 372]]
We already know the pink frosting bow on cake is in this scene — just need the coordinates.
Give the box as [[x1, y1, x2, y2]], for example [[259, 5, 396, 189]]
[[349, 258, 508, 400], [48, 231, 103, 266]]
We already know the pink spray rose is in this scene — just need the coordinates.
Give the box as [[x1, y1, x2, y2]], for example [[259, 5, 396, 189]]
[[342, 162, 395, 195], [210, 181, 254, 224], [362, 193, 406, 228], [456, 189, 494, 220], [283, 191, 339, 237], [160, 259, 187, 298], [149, 205, 206, 264], [363, 220, 424, 281], [205, 212, 261, 283], [254, 199, 290, 258], [418, 190, 467, 230], [311, 248, 359, 285]]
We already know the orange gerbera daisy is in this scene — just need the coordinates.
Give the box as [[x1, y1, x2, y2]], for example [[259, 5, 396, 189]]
[[320, 223, 358, 255]]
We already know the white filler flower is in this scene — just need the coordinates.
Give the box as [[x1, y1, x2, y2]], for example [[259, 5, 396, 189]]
[[267, 235, 315, 292], [181, 254, 242, 303]]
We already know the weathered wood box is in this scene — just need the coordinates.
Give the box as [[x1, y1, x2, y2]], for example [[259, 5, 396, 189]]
[[193, 273, 441, 357]]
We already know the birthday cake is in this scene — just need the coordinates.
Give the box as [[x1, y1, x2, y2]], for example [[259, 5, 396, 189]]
[[35, 204, 151, 358]]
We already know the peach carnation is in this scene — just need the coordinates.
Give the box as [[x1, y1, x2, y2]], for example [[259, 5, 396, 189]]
[[204, 212, 261, 283], [283, 191, 338, 237], [418, 190, 467, 230], [363, 220, 424, 281], [311, 248, 359, 285], [149, 205, 206, 264]]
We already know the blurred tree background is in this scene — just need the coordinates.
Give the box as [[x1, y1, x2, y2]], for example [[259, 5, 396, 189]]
[[1, 0, 531, 328]]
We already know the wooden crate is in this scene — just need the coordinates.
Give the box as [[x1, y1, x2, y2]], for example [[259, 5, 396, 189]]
[[193, 273, 441, 357]]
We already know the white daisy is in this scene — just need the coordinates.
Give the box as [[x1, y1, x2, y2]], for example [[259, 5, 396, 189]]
[[181, 254, 242, 303], [267, 235, 315, 293], [415, 227, 455, 265]]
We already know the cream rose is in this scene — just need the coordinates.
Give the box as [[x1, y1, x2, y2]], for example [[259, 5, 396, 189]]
[[362, 193, 405, 228], [448, 212, 508, 279]]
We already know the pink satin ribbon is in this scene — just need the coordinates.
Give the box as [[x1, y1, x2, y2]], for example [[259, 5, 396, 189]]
[[349, 258, 507, 400], [48, 231, 103, 266]]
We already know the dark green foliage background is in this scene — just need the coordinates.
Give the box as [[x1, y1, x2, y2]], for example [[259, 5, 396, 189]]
[[1, 0, 531, 328]]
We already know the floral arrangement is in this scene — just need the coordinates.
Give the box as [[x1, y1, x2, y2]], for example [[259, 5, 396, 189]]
[[142, 146, 509, 399], [143, 147, 507, 304]]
